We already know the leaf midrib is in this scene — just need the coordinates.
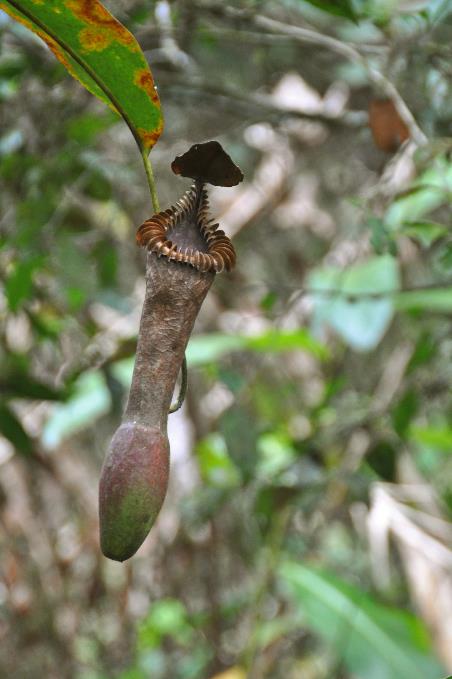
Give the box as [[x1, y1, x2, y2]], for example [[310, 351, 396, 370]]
[[281, 563, 428, 679], [4, 0, 143, 151]]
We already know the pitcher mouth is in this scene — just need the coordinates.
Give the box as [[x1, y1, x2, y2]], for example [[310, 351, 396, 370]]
[[136, 182, 236, 273]]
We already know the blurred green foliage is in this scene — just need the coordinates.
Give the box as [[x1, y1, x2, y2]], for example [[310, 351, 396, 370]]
[[1, 1, 452, 678]]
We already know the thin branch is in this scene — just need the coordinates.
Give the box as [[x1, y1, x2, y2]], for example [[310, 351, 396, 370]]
[[158, 73, 366, 128], [204, 26, 388, 54], [193, 1, 428, 146], [255, 15, 427, 145], [148, 0, 196, 70]]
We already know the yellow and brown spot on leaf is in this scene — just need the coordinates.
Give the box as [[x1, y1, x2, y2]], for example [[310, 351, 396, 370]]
[[66, 0, 137, 51], [137, 125, 164, 150], [134, 68, 160, 105], [79, 26, 112, 52]]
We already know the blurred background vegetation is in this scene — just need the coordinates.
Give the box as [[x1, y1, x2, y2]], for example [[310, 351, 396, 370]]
[[1, 0, 452, 677]]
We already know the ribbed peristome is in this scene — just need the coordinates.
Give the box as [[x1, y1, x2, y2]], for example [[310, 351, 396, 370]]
[[136, 183, 236, 273]]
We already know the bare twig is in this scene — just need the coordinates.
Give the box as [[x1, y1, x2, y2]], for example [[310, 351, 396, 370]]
[[158, 72, 366, 128], [205, 26, 388, 55], [257, 15, 427, 145], [193, 1, 428, 146], [148, 0, 196, 70]]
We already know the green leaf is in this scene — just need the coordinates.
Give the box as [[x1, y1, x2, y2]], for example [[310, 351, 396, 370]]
[[386, 157, 452, 229], [366, 440, 397, 481], [246, 329, 329, 360], [1, 374, 67, 401], [0, 0, 163, 151], [395, 288, 452, 312], [279, 562, 443, 679], [0, 404, 33, 456], [42, 372, 110, 449], [368, 216, 396, 255], [410, 424, 452, 451], [186, 334, 246, 366], [94, 241, 118, 287], [308, 255, 400, 351], [138, 600, 193, 650], [257, 432, 296, 479], [392, 389, 418, 439], [299, 0, 359, 21], [400, 221, 448, 247], [407, 332, 436, 372], [5, 256, 44, 311], [186, 330, 328, 366], [435, 243, 452, 274], [196, 434, 241, 488], [119, 671, 146, 679]]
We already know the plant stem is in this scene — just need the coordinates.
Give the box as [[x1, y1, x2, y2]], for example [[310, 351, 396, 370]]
[[141, 148, 160, 213]]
